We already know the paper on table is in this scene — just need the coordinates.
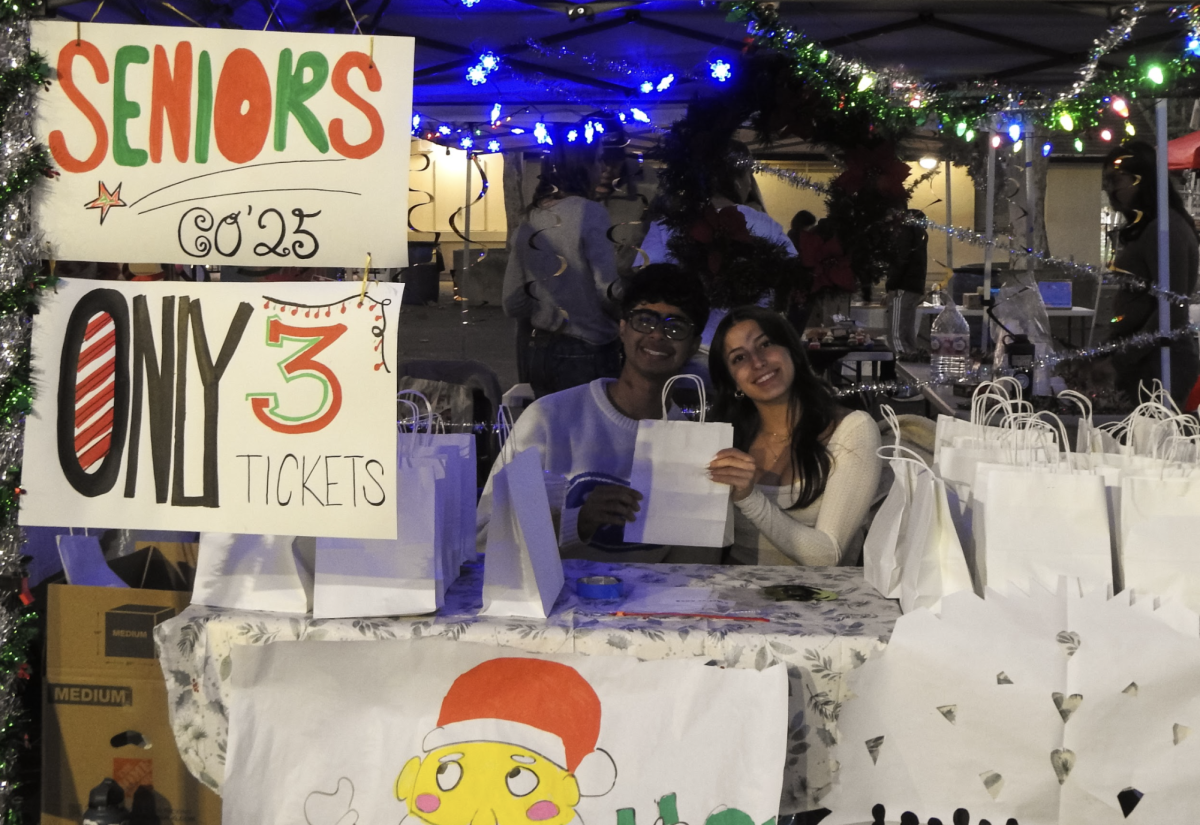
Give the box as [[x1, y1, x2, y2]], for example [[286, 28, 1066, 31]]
[[617, 585, 714, 613], [57, 534, 128, 588]]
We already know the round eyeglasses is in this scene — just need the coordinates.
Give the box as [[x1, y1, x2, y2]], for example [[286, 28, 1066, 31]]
[[625, 309, 695, 341]]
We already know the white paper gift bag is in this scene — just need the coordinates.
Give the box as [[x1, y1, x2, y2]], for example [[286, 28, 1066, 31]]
[[625, 375, 734, 548], [481, 446, 565, 618], [398, 390, 478, 571], [981, 469, 1112, 593], [896, 466, 972, 613], [863, 410, 926, 600], [1120, 475, 1200, 611], [192, 533, 316, 614], [312, 453, 447, 619]]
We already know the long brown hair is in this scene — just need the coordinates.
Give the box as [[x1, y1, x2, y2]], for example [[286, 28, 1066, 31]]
[[709, 306, 841, 509]]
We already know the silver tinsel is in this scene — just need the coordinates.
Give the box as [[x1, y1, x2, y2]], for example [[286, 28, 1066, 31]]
[[752, 161, 830, 196], [1057, 2, 1146, 104]]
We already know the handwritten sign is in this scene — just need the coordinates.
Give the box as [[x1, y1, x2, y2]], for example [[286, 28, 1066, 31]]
[[19, 279, 402, 539], [30, 21, 413, 267]]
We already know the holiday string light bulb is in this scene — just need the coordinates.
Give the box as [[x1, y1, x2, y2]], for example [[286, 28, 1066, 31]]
[[1147, 64, 1165, 84], [1111, 97, 1129, 117], [1101, 128, 1113, 141], [490, 103, 501, 124], [1008, 123, 1021, 141], [991, 134, 1002, 148], [1042, 141, 1053, 156], [1059, 112, 1074, 131], [1013, 139, 1023, 153]]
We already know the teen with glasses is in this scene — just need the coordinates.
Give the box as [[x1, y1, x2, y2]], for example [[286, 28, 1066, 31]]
[[707, 306, 882, 566], [478, 264, 716, 562]]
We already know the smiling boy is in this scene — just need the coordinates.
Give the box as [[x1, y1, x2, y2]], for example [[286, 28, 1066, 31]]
[[476, 264, 711, 562]]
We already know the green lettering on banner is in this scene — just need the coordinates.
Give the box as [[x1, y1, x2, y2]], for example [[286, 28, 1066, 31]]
[[113, 45, 150, 167], [274, 49, 330, 153], [194, 50, 213, 164]]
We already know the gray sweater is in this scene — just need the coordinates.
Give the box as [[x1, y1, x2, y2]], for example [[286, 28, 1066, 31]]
[[503, 196, 619, 345]]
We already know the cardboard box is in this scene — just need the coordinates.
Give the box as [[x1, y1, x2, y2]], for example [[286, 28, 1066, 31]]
[[42, 584, 221, 825]]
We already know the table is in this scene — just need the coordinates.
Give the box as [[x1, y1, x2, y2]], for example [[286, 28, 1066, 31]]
[[156, 560, 899, 813], [918, 304, 1097, 346], [807, 345, 894, 382]]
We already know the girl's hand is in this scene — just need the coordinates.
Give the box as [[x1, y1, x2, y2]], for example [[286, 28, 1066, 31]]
[[708, 448, 758, 502]]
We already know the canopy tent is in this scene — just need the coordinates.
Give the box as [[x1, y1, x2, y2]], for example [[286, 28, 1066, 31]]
[[1168, 129, 1200, 170], [43, 0, 1191, 158]]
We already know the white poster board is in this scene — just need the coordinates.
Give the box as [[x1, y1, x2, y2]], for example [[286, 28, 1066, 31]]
[[20, 279, 401, 539], [30, 21, 413, 267], [226, 639, 788, 825]]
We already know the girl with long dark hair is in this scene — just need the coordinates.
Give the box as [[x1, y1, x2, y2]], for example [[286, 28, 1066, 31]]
[[707, 307, 882, 565], [1102, 141, 1200, 408]]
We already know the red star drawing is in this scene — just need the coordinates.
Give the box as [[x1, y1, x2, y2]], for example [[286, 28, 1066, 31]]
[[84, 181, 127, 225]]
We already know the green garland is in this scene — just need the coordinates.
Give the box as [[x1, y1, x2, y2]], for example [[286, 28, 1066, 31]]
[[0, 55, 49, 117], [0, 0, 39, 23], [726, 1, 1200, 140], [0, 147, 55, 214]]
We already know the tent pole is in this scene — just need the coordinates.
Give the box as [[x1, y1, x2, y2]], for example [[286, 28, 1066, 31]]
[[1025, 124, 1037, 279], [461, 147, 473, 343], [1155, 99, 1172, 396], [944, 158, 953, 272], [981, 131, 997, 354]]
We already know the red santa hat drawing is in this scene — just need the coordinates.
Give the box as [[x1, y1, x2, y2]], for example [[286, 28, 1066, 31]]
[[422, 657, 617, 795]]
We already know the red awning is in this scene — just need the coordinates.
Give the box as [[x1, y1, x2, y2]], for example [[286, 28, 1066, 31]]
[[1168, 130, 1200, 170]]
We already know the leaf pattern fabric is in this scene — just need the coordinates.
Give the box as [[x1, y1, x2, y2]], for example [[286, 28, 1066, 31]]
[[155, 560, 899, 812]]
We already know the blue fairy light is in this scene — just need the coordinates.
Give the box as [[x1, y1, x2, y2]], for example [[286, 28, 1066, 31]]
[[710, 60, 732, 82], [584, 122, 595, 144], [466, 52, 500, 85], [1042, 141, 1052, 157], [438, 125, 452, 135], [593, 121, 604, 134], [490, 103, 502, 124], [656, 73, 674, 92], [1188, 36, 1200, 57], [460, 135, 474, 149], [630, 108, 650, 123], [510, 127, 525, 134], [567, 130, 579, 142], [1008, 123, 1021, 142], [639, 81, 654, 94], [461, 0, 481, 6], [411, 113, 421, 132], [618, 113, 626, 122], [487, 139, 501, 152], [534, 122, 552, 145]]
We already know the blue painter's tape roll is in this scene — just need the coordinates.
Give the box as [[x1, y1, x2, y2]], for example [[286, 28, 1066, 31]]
[[576, 575, 622, 600]]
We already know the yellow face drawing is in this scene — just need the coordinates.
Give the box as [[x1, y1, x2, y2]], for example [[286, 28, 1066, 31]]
[[396, 742, 581, 825]]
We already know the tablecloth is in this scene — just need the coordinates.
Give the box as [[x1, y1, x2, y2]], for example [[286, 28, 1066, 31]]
[[155, 560, 900, 812]]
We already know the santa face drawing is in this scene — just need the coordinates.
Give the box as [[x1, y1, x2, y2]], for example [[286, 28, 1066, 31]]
[[395, 657, 615, 825], [395, 741, 581, 825]]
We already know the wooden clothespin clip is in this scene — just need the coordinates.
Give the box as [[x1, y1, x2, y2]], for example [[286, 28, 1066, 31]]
[[359, 252, 372, 303]]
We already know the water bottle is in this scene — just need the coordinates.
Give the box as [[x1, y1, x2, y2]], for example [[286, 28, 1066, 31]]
[[929, 293, 970, 383]]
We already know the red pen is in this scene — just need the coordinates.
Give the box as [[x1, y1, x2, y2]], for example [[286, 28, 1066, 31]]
[[614, 611, 769, 622]]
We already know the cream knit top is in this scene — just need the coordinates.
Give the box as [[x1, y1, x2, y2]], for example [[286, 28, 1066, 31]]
[[730, 410, 882, 566]]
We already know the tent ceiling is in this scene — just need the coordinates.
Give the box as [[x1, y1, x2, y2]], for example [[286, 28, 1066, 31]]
[[47, 0, 1190, 153]]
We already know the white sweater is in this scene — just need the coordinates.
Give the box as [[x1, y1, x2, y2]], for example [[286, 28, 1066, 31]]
[[731, 410, 882, 566], [478, 379, 688, 563]]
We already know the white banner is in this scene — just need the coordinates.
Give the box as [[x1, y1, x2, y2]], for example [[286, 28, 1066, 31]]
[[31, 21, 413, 267], [227, 639, 788, 825], [19, 279, 401, 538]]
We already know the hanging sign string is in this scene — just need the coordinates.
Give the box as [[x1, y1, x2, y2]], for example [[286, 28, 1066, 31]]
[[359, 251, 371, 302]]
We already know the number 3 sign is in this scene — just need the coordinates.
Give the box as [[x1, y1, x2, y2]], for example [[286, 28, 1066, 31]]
[[20, 279, 403, 539]]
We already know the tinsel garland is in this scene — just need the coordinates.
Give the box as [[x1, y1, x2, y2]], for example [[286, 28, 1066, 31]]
[[1056, 2, 1146, 103], [829, 322, 1200, 399], [0, 10, 54, 825], [728, 1, 1200, 137]]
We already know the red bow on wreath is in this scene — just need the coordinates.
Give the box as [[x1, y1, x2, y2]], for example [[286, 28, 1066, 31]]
[[797, 232, 855, 294], [832, 142, 911, 203], [689, 204, 752, 273]]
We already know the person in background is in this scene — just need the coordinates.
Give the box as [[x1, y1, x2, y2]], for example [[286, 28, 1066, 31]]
[[478, 264, 715, 563], [884, 209, 929, 357], [503, 127, 621, 398], [787, 210, 817, 250], [640, 141, 796, 349], [1102, 141, 1200, 409], [707, 306, 881, 566]]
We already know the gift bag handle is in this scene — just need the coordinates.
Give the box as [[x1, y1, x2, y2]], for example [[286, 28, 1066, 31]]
[[880, 404, 903, 448], [396, 389, 435, 433], [1056, 390, 1093, 425], [397, 398, 426, 453], [660, 374, 707, 422], [876, 442, 930, 468], [495, 405, 516, 462]]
